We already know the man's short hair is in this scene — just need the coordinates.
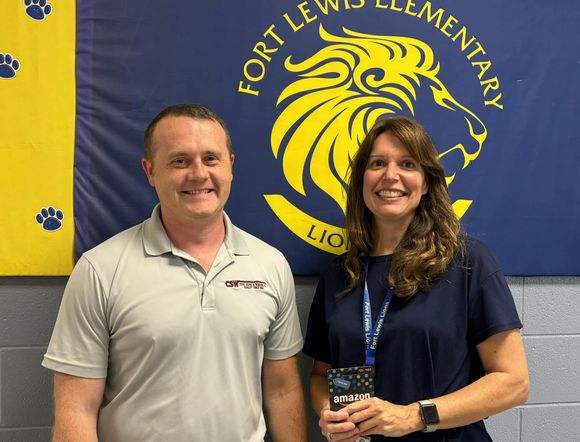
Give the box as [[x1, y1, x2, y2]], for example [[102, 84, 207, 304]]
[[143, 103, 233, 162]]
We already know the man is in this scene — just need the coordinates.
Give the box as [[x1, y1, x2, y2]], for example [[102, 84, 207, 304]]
[[42, 104, 307, 442]]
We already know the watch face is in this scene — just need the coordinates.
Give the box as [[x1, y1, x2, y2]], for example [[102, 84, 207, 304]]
[[421, 403, 439, 424]]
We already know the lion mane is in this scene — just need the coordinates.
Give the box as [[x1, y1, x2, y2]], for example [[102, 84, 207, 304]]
[[271, 25, 487, 214]]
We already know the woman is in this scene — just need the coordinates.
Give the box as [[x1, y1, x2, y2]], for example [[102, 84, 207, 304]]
[[303, 116, 529, 441]]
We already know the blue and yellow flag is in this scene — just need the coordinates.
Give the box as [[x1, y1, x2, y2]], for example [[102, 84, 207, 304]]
[[0, 0, 75, 275], [2, 1, 579, 276]]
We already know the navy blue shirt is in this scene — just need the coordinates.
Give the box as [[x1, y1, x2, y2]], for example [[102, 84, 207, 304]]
[[303, 238, 522, 441]]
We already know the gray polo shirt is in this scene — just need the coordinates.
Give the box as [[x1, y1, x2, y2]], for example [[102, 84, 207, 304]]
[[42, 206, 303, 442]]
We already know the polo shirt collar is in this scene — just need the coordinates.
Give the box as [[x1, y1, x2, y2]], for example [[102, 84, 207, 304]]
[[223, 211, 250, 256], [142, 205, 249, 257]]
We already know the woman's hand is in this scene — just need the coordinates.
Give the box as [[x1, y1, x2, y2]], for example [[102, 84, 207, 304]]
[[318, 404, 361, 441], [345, 397, 423, 438], [311, 360, 361, 441]]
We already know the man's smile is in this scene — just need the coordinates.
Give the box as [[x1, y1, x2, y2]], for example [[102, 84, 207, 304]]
[[180, 189, 212, 195]]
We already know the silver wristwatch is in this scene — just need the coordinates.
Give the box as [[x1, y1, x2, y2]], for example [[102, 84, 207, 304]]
[[418, 400, 440, 433]]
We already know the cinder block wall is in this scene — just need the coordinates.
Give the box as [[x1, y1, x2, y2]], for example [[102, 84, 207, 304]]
[[1, 276, 579, 441]]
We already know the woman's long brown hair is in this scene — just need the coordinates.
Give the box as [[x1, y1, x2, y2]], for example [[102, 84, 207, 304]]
[[343, 116, 463, 299]]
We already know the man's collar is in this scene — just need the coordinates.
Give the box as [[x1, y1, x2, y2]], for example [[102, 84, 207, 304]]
[[143, 205, 249, 257], [222, 211, 250, 256], [142, 205, 171, 256]]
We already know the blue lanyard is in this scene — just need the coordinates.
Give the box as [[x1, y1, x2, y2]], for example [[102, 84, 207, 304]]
[[362, 257, 394, 367]]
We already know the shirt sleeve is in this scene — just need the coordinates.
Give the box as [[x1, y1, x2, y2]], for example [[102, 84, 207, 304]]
[[467, 240, 523, 346], [263, 255, 304, 360], [42, 256, 109, 378], [302, 275, 331, 363]]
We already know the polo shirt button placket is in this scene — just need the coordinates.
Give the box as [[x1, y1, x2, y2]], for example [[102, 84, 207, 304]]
[[202, 281, 216, 310]]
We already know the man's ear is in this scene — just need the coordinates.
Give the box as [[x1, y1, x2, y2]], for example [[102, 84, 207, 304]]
[[142, 158, 155, 187]]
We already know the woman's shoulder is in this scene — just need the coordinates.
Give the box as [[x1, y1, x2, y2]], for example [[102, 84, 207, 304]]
[[463, 236, 495, 258], [460, 235, 503, 276]]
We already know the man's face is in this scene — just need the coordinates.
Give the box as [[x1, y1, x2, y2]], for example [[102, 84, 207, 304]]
[[142, 116, 234, 227]]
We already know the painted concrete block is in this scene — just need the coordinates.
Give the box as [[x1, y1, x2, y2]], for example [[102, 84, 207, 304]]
[[0, 278, 66, 346], [525, 336, 580, 404], [522, 277, 580, 335], [0, 348, 53, 427], [0, 428, 51, 442], [522, 404, 580, 442], [486, 407, 520, 442]]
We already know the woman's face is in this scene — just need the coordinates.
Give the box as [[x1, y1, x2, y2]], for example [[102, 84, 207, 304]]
[[363, 131, 428, 230]]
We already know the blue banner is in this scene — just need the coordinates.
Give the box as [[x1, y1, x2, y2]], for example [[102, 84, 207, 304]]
[[75, 0, 580, 275]]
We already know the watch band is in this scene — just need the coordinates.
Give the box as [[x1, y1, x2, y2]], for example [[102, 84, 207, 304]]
[[418, 400, 440, 433]]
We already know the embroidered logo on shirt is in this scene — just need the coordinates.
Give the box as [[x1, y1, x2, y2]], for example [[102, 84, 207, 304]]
[[225, 280, 267, 289]]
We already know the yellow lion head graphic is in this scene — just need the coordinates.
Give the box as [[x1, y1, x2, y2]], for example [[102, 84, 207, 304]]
[[271, 25, 487, 214], [265, 25, 488, 254]]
